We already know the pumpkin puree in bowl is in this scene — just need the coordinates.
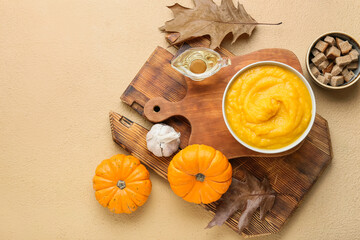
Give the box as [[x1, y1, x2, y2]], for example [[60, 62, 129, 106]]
[[225, 65, 312, 150]]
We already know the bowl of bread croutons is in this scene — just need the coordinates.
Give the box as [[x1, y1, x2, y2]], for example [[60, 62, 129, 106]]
[[306, 32, 360, 89]]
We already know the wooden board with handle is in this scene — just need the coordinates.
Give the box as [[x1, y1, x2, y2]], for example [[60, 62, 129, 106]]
[[143, 47, 304, 159], [120, 36, 236, 151]]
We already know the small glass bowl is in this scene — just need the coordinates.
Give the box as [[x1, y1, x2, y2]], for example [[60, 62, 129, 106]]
[[171, 47, 231, 81]]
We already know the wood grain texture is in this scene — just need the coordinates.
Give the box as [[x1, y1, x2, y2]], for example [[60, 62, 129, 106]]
[[109, 111, 332, 238], [120, 46, 191, 149], [143, 48, 304, 158]]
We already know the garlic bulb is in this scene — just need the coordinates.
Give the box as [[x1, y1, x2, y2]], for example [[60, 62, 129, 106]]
[[146, 124, 181, 157]]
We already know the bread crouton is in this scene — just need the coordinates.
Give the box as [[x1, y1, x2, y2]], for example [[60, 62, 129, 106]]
[[339, 41, 353, 54], [310, 63, 321, 77], [335, 55, 352, 67], [336, 38, 344, 48], [311, 49, 320, 56], [311, 53, 327, 66], [318, 60, 329, 71], [342, 68, 349, 77], [317, 75, 328, 85], [330, 76, 344, 86], [347, 61, 358, 70], [331, 64, 343, 76], [325, 46, 341, 60], [344, 70, 355, 82], [324, 36, 335, 46], [323, 61, 335, 73], [324, 72, 332, 83], [349, 49, 359, 62], [315, 40, 329, 53]]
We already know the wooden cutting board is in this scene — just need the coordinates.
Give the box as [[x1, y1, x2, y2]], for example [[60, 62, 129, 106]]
[[109, 112, 331, 237], [116, 36, 332, 237], [143, 47, 305, 159]]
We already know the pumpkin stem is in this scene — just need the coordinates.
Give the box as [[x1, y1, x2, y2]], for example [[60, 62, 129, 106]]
[[196, 173, 205, 182], [117, 180, 126, 190]]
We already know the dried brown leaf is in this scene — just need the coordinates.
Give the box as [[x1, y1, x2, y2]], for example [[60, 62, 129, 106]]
[[160, 0, 257, 49], [206, 171, 275, 233]]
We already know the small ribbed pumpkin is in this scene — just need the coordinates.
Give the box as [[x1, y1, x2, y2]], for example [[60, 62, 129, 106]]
[[93, 154, 152, 214], [167, 144, 232, 204]]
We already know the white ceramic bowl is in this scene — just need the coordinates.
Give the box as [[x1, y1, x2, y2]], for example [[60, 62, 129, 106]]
[[222, 61, 316, 154]]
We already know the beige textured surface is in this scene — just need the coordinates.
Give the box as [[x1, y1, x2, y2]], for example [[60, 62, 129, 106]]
[[1, 0, 359, 239]]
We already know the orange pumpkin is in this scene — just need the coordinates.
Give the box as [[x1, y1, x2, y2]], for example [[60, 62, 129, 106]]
[[93, 154, 152, 214], [167, 144, 232, 204]]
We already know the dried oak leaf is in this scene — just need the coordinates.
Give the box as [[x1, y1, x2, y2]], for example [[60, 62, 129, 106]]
[[160, 0, 257, 49], [206, 171, 275, 233]]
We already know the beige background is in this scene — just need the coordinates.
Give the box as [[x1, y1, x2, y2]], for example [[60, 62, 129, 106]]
[[1, 0, 359, 239]]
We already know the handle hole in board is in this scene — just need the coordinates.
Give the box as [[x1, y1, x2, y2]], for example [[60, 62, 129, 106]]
[[119, 116, 133, 128], [153, 106, 160, 112]]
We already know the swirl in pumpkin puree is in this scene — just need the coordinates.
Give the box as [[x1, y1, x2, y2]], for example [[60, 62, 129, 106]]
[[225, 65, 312, 150]]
